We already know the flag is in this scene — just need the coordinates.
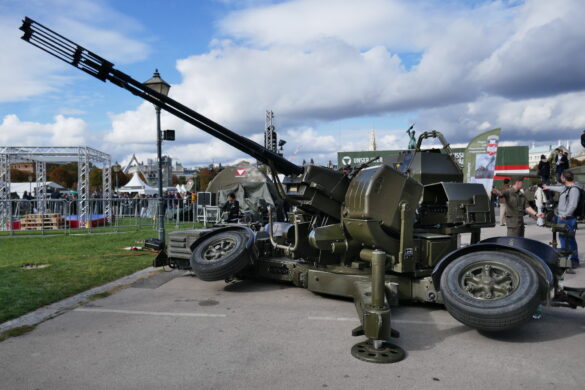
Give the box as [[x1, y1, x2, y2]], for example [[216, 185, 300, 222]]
[[463, 128, 502, 192]]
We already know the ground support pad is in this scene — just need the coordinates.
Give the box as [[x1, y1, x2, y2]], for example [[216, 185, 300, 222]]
[[351, 339, 406, 363]]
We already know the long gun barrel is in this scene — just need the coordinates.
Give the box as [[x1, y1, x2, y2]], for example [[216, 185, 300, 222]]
[[19, 17, 303, 176]]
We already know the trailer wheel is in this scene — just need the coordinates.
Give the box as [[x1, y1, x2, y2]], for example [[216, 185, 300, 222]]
[[190, 231, 251, 281], [440, 250, 540, 331]]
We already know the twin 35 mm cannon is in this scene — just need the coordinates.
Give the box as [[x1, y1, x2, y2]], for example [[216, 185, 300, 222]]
[[20, 17, 585, 363]]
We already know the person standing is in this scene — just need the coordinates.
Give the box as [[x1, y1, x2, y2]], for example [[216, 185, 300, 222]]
[[581, 129, 585, 149], [492, 177, 542, 237], [544, 171, 580, 268], [555, 149, 569, 183], [537, 155, 551, 185], [534, 184, 546, 227], [498, 178, 511, 226]]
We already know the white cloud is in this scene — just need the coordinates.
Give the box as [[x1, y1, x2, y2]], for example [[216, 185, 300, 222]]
[[0, 114, 88, 146], [473, 0, 585, 98], [6, 0, 585, 168], [0, 0, 150, 103], [414, 91, 585, 144], [219, 0, 488, 51], [171, 40, 405, 132], [95, 0, 585, 166]]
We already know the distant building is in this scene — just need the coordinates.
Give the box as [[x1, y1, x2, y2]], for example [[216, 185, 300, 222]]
[[10, 162, 34, 174], [123, 153, 173, 187], [172, 161, 198, 180]]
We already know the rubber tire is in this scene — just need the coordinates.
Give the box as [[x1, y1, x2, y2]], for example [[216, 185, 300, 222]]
[[190, 231, 251, 281], [440, 250, 540, 332]]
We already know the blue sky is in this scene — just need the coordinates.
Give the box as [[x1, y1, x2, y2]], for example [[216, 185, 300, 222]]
[[2, 0, 585, 167]]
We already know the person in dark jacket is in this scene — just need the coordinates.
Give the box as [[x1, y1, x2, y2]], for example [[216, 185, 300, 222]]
[[221, 192, 241, 222], [581, 129, 585, 149], [537, 154, 551, 185], [555, 149, 569, 183]]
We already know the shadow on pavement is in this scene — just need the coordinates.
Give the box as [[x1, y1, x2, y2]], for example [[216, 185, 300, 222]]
[[222, 278, 295, 293], [480, 309, 585, 343], [390, 305, 471, 352]]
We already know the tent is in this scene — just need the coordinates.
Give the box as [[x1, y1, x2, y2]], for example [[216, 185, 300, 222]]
[[118, 173, 158, 195], [206, 161, 282, 217], [10, 182, 66, 198], [207, 161, 271, 194]]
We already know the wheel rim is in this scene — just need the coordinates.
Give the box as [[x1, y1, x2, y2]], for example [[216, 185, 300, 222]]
[[459, 261, 519, 300], [202, 237, 238, 261]]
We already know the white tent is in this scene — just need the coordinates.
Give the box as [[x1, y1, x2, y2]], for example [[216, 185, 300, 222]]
[[10, 182, 66, 198], [118, 173, 158, 195]]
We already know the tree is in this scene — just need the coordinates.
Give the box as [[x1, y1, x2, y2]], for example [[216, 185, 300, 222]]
[[196, 167, 219, 191], [47, 166, 76, 188], [47, 163, 77, 189], [112, 169, 130, 189], [89, 167, 103, 191], [10, 169, 33, 182]]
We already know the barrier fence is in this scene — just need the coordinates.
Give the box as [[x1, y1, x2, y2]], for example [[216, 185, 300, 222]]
[[0, 197, 221, 236]]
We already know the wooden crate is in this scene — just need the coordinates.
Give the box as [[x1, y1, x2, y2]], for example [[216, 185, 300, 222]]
[[20, 213, 65, 230]]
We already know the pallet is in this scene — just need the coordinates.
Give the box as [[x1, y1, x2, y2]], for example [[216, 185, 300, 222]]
[[20, 213, 65, 230]]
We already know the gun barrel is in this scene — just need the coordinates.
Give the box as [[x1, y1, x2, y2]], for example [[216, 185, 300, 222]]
[[19, 17, 303, 176]]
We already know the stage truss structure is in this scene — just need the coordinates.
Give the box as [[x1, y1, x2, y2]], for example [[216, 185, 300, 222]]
[[0, 146, 112, 230]]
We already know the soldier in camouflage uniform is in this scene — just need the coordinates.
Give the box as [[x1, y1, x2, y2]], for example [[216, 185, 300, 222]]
[[492, 177, 542, 237]]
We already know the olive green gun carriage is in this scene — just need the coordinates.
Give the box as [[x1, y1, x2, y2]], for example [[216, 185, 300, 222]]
[[20, 16, 585, 364]]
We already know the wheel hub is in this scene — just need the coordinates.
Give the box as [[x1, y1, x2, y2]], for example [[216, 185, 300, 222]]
[[460, 261, 518, 300], [202, 237, 237, 261]]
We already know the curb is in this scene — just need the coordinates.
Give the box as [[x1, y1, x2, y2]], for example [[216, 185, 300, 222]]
[[0, 267, 162, 334]]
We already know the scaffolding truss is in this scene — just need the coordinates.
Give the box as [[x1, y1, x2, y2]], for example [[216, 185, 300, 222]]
[[0, 146, 112, 230]]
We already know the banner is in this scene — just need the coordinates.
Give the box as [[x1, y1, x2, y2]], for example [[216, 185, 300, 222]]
[[463, 128, 501, 192]]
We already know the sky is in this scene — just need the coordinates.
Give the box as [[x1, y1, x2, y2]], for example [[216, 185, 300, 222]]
[[1, 0, 585, 168]]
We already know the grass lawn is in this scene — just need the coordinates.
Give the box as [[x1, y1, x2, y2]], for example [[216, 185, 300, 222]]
[[0, 230, 169, 324]]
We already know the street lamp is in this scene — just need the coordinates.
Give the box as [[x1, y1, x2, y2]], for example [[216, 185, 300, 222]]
[[112, 164, 120, 192], [144, 69, 171, 244]]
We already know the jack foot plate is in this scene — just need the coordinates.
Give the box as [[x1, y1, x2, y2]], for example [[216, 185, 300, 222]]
[[351, 340, 406, 363]]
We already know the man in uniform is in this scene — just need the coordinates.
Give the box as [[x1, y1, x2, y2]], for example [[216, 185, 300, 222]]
[[498, 178, 510, 226], [492, 177, 542, 237]]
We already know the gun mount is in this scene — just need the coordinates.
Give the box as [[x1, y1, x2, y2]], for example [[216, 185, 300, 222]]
[[21, 17, 585, 364]]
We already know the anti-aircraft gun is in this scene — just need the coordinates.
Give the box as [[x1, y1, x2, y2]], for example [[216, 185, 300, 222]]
[[20, 17, 585, 364]]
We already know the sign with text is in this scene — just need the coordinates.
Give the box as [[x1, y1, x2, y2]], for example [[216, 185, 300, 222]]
[[463, 128, 502, 192]]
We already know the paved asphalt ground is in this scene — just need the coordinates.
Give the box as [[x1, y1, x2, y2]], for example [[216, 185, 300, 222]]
[[1, 215, 585, 390]]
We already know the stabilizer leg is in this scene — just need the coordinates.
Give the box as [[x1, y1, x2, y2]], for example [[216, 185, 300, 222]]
[[351, 250, 406, 363]]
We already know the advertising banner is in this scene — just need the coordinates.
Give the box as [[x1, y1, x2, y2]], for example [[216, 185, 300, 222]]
[[337, 148, 466, 169], [463, 128, 501, 192]]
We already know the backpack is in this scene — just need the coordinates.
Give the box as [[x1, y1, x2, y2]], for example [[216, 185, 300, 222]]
[[570, 185, 585, 219]]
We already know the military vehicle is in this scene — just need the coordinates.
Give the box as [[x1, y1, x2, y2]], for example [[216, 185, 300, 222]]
[[20, 17, 585, 363]]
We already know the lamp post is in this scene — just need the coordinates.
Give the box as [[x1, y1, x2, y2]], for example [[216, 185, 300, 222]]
[[144, 69, 171, 244], [112, 164, 120, 192]]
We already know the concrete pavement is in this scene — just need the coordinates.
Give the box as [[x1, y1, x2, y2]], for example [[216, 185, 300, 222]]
[[1, 219, 584, 390]]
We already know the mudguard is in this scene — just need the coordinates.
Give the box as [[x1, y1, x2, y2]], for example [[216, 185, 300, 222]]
[[481, 237, 560, 274], [432, 239, 556, 298]]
